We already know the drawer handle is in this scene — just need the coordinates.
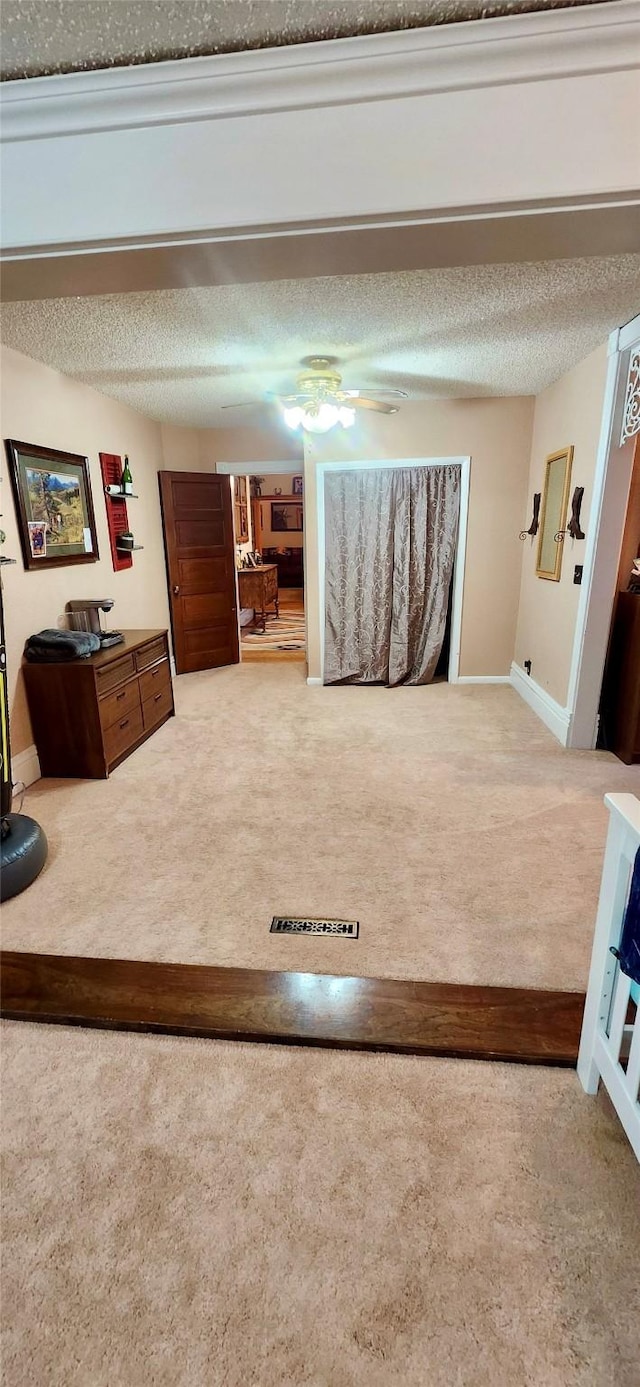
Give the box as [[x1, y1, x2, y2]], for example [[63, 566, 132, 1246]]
[[152, 668, 160, 678], [116, 690, 126, 700], [154, 692, 162, 702], [119, 718, 129, 730]]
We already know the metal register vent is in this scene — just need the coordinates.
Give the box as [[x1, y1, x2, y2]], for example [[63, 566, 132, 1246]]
[[271, 916, 359, 938]]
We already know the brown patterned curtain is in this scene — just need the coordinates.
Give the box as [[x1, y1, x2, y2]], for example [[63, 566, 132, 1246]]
[[324, 465, 461, 686]]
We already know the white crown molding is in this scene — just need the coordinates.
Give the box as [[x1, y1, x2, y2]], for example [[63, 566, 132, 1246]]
[[2, 1, 639, 142], [510, 662, 571, 746]]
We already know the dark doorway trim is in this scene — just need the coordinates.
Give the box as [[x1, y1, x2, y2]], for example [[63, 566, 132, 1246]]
[[1, 952, 584, 1065]]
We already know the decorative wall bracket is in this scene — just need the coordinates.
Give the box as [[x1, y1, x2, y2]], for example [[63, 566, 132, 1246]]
[[100, 452, 133, 571], [554, 485, 585, 542], [519, 492, 541, 540]]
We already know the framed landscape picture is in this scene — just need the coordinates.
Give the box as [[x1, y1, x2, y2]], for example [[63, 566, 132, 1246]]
[[5, 439, 99, 570]]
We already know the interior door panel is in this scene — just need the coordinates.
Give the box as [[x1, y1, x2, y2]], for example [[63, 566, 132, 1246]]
[[159, 471, 239, 674]]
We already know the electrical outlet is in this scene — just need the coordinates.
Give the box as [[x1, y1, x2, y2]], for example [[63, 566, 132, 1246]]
[[524, 659, 532, 676]]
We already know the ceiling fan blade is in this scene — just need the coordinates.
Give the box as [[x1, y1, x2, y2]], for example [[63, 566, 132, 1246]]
[[342, 388, 408, 399], [352, 397, 399, 414], [221, 394, 314, 410]]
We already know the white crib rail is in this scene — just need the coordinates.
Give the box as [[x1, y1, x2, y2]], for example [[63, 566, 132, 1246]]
[[578, 793, 640, 1161]]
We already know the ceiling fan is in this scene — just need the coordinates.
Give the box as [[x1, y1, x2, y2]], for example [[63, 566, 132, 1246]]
[[222, 357, 408, 433]]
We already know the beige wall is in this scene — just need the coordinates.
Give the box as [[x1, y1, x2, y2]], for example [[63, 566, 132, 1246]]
[[159, 423, 205, 472], [303, 397, 534, 680], [1, 345, 170, 756], [159, 424, 302, 474], [197, 425, 303, 469], [514, 343, 608, 707], [257, 474, 302, 497]]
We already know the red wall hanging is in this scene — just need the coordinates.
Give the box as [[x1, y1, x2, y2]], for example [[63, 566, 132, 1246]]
[[100, 452, 132, 571]]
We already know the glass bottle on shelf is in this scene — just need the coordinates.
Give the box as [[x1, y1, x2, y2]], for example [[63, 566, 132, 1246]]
[[120, 456, 133, 495]]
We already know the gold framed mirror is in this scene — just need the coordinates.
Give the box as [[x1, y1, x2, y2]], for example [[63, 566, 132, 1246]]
[[536, 446, 574, 581]]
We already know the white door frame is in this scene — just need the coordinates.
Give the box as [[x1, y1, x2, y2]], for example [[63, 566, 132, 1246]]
[[316, 456, 470, 685], [215, 461, 301, 476], [566, 314, 640, 748]]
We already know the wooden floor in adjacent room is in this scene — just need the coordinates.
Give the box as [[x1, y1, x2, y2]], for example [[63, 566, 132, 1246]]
[[0, 951, 585, 1065], [241, 586, 306, 661]]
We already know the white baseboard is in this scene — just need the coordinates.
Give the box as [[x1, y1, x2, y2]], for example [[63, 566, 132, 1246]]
[[454, 675, 511, 684], [12, 744, 41, 788], [510, 662, 571, 746], [306, 676, 323, 686]]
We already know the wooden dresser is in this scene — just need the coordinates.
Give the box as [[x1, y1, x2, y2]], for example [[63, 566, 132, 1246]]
[[23, 629, 174, 779], [238, 563, 279, 632]]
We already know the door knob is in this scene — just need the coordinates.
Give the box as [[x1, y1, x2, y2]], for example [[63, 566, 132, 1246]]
[[173, 584, 180, 595]]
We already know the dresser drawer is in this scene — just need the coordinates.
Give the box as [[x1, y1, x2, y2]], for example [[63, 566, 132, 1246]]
[[139, 658, 170, 704], [99, 676, 141, 731], [96, 652, 136, 694], [104, 705, 144, 765], [142, 682, 173, 731], [136, 637, 167, 672], [237, 570, 262, 609]]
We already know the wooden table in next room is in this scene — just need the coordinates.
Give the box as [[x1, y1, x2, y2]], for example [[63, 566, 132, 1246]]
[[238, 564, 279, 632]]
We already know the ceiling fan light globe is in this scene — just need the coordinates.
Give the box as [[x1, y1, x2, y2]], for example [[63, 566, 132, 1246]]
[[283, 399, 356, 433], [302, 402, 337, 433], [283, 405, 305, 430]]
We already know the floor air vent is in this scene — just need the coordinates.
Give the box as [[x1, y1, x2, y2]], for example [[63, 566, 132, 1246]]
[[271, 916, 359, 938]]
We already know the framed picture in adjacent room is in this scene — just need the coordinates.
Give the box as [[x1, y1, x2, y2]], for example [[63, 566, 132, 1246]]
[[5, 439, 99, 570], [292, 475, 303, 495], [271, 501, 304, 532]]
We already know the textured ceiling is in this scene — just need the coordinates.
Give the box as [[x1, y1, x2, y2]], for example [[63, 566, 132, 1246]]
[[1, 0, 607, 80], [2, 256, 639, 426]]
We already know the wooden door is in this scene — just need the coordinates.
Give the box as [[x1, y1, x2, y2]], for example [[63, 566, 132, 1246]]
[[159, 471, 239, 674]]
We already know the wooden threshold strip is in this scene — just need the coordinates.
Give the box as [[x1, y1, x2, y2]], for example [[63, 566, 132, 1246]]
[[0, 951, 585, 1065]]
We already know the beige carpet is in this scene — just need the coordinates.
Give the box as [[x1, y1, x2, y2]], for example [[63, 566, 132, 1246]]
[[2, 1021, 639, 1387], [3, 665, 639, 989]]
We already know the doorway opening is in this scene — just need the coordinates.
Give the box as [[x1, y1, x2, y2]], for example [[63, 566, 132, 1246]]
[[597, 433, 640, 762], [235, 472, 306, 663]]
